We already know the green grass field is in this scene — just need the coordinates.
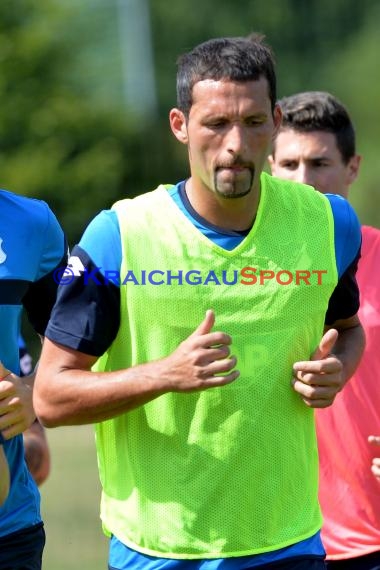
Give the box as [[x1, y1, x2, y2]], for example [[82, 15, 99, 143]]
[[40, 425, 108, 570]]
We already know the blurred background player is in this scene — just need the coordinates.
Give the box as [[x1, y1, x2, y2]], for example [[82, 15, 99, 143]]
[[269, 90, 380, 570], [0, 187, 67, 570]]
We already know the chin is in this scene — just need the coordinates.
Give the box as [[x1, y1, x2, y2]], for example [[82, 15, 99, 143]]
[[216, 186, 251, 199]]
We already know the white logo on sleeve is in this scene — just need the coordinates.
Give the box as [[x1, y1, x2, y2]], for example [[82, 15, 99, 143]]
[[67, 255, 85, 276], [0, 239, 7, 264]]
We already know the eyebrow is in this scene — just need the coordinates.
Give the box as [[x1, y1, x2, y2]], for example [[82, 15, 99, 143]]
[[279, 154, 331, 162]]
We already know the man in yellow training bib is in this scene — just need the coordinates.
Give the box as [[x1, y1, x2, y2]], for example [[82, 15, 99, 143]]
[[35, 35, 365, 570]]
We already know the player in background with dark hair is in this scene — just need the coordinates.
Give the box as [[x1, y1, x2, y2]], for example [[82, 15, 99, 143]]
[[269, 90, 380, 570]]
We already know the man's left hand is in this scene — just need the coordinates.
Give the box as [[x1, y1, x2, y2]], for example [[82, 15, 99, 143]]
[[292, 329, 343, 408]]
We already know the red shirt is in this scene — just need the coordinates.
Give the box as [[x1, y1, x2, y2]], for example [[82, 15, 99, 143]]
[[317, 225, 380, 560]]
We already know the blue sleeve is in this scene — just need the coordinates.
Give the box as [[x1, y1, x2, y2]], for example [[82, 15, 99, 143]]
[[45, 210, 122, 356], [326, 193, 361, 277], [79, 210, 122, 276], [22, 202, 68, 335], [324, 194, 361, 324], [35, 202, 67, 280]]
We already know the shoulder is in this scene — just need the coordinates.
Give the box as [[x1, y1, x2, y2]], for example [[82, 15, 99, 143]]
[[78, 210, 121, 274], [361, 224, 380, 247], [0, 188, 54, 224], [112, 186, 174, 221], [325, 193, 360, 223], [359, 224, 380, 268], [80, 209, 120, 249], [0, 190, 65, 278], [322, 194, 361, 275], [325, 194, 361, 253], [0, 189, 64, 249], [263, 173, 328, 209]]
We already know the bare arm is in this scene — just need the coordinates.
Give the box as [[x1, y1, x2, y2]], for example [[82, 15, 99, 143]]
[[23, 420, 50, 486], [0, 446, 10, 505], [292, 314, 365, 408], [34, 310, 240, 427], [326, 314, 366, 382]]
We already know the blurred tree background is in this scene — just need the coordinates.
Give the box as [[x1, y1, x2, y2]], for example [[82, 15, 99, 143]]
[[1, 2, 378, 568], [1, 0, 379, 247]]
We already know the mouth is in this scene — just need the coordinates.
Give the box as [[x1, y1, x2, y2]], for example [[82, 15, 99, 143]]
[[217, 161, 252, 170], [216, 164, 252, 176]]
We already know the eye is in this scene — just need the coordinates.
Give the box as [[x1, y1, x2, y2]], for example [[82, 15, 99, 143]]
[[313, 160, 329, 168], [280, 161, 298, 170], [246, 117, 265, 127], [205, 118, 227, 129]]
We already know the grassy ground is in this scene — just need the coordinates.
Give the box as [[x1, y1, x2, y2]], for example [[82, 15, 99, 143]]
[[39, 425, 108, 570]]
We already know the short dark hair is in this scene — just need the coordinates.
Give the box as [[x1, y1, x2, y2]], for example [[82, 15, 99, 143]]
[[176, 34, 277, 117], [275, 91, 356, 164]]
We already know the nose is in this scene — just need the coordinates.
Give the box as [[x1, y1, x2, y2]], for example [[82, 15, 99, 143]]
[[293, 164, 315, 187], [225, 124, 247, 156]]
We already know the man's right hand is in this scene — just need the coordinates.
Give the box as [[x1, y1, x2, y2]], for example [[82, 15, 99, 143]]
[[34, 310, 240, 426], [0, 362, 36, 440], [162, 309, 239, 392], [368, 436, 380, 480]]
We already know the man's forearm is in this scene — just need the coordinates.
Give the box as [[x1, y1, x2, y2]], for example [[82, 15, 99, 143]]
[[0, 447, 10, 505], [23, 420, 50, 486], [330, 319, 365, 384]]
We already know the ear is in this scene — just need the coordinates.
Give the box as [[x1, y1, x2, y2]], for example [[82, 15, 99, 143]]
[[346, 154, 361, 186], [169, 108, 188, 144], [272, 104, 283, 139], [267, 153, 275, 174]]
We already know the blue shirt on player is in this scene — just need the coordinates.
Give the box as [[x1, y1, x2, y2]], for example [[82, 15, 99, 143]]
[[0, 189, 67, 539]]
